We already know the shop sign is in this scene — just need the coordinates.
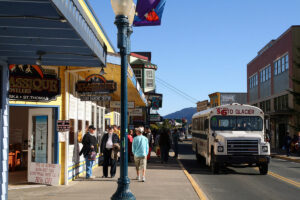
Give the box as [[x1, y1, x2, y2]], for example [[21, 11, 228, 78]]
[[80, 95, 111, 101], [150, 114, 161, 122], [9, 65, 60, 101], [129, 108, 143, 116], [146, 93, 163, 110], [110, 101, 135, 109], [57, 120, 70, 132], [28, 163, 60, 185], [76, 74, 117, 94], [220, 94, 236, 105], [132, 116, 145, 124]]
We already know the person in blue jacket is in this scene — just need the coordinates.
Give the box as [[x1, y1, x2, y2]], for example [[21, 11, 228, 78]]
[[132, 127, 149, 182]]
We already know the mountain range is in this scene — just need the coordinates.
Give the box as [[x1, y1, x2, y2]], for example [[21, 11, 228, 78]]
[[163, 107, 197, 123]]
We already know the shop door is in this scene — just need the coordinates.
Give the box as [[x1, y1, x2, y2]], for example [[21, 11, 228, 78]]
[[27, 108, 53, 177]]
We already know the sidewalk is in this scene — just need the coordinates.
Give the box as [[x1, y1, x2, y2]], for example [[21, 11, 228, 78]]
[[8, 154, 199, 200], [271, 151, 300, 163]]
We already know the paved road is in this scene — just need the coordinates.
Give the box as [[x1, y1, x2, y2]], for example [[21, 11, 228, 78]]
[[179, 141, 300, 200]]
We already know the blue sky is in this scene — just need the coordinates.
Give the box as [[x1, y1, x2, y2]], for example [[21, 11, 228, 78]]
[[89, 0, 300, 116]]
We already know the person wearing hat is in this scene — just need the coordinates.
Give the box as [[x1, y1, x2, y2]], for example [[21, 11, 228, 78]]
[[100, 126, 120, 178], [79, 125, 98, 179]]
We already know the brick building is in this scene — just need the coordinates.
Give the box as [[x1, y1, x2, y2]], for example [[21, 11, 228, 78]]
[[247, 26, 300, 150]]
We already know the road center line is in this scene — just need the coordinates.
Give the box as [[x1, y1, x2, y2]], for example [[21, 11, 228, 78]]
[[254, 168, 300, 188], [177, 159, 208, 200]]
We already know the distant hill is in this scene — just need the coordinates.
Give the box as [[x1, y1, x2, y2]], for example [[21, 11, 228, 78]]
[[163, 107, 197, 123]]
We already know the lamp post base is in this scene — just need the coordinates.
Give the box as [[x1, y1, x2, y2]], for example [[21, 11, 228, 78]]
[[111, 178, 136, 200]]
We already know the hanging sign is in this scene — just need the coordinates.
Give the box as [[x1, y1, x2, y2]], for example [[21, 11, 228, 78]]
[[150, 114, 162, 122], [129, 108, 143, 116], [146, 92, 163, 110], [80, 95, 111, 101], [133, 0, 166, 27], [9, 65, 60, 101], [76, 74, 117, 95], [110, 101, 135, 109]]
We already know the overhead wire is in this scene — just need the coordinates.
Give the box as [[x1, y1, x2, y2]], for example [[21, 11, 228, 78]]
[[156, 76, 198, 102], [156, 79, 196, 104]]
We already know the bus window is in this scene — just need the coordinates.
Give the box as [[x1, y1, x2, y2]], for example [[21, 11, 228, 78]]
[[204, 119, 209, 130], [211, 116, 263, 131]]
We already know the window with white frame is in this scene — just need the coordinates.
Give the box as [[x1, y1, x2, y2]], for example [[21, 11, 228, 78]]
[[274, 53, 288, 76], [145, 69, 154, 88], [249, 73, 258, 89], [260, 65, 271, 83], [133, 69, 142, 86]]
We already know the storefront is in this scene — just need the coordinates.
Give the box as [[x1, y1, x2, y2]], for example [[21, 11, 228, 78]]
[[0, 0, 111, 197]]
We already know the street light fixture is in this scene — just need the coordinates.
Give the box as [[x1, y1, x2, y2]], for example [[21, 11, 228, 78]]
[[111, 0, 136, 200]]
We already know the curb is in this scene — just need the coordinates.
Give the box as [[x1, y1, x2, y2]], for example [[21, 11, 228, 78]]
[[177, 159, 208, 200], [271, 155, 300, 163]]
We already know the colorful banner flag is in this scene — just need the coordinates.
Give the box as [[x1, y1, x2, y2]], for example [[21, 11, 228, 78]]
[[133, 0, 166, 27]]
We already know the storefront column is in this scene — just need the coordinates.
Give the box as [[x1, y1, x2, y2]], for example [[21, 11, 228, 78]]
[[0, 62, 9, 200]]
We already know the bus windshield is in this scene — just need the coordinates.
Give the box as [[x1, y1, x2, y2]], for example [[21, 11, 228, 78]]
[[210, 116, 263, 131]]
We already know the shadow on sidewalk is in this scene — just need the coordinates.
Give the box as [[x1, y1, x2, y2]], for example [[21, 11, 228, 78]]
[[128, 155, 181, 170], [180, 158, 261, 176]]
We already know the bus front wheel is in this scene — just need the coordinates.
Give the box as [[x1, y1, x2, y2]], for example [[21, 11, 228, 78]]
[[259, 163, 268, 175], [210, 151, 219, 174]]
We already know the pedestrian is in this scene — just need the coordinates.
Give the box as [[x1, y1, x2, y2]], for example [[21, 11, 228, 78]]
[[284, 132, 292, 157], [79, 125, 98, 179], [113, 125, 121, 139], [128, 129, 134, 162], [100, 126, 120, 178], [159, 128, 171, 163], [132, 127, 149, 182], [144, 127, 154, 161], [172, 129, 179, 158]]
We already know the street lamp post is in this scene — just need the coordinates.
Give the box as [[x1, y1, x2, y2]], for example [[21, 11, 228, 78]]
[[111, 1, 135, 200]]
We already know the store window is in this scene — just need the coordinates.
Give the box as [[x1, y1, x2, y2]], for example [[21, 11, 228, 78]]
[[145, 69, 154, 88], [92, 105, 95, 126], [69, 119, 75, 145], [77, 120, 83, 143], [133, 69, 142, 86]]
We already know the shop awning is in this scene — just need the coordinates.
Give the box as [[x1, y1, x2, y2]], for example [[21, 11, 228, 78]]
[[0, 0, 107, 67], [75, 53, 148, 107]]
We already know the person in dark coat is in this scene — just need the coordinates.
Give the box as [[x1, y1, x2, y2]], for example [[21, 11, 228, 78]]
[[100, 126, 120, 178], [159, 128, 171, 163], [284, 132, 292, 157], [79, 125, 98, 179]]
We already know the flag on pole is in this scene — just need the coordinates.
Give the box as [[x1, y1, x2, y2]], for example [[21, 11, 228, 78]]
[[133, 0, 166, 27]]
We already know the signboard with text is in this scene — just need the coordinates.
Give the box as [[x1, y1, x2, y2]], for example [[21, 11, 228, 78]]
[[110, 101, 135, 109], [150, 114, 161, 122], [28, 163, 60, 185], [9, 65, 60, 101], [76, 74, 117, 95], [57, 120, 70, 132], [129, 108, 143, 116]]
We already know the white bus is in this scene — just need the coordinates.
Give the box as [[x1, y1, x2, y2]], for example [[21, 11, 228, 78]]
[[192, 104, 270, 174]]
